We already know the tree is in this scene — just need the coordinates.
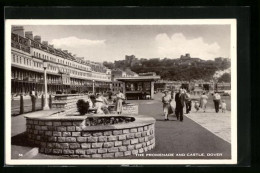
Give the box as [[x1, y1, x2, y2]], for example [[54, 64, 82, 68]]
[[103, 61, 115, 69], [218, 73, 231, 83]]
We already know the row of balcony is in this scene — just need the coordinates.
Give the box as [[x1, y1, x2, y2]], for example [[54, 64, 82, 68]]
[[12, 76, 111, 86], [11, 41, 30, 54]]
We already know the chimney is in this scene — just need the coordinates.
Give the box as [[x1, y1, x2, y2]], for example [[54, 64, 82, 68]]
[[12, 26, 25, 37], [42, 41, 48, 46], [34, 35, 41, 43], [25, 31, 33, 39], [49, 44, 54, 48], [63, 50, 68, 53]]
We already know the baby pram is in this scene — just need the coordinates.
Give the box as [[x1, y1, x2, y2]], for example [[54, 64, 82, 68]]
[[191, 98, 200, 112]]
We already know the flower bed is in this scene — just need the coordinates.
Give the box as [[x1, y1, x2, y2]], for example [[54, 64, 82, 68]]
[[82, 116, 135, 126]]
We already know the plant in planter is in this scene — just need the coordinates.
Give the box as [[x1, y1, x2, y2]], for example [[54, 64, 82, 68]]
[[76, 99, 90, 115]]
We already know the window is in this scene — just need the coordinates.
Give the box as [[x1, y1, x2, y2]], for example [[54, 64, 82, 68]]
[[12, 54, 15, 62]]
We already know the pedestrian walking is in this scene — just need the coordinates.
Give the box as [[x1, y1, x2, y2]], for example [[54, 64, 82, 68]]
[[184, 90, 192, 114], [200, 92, 208, 112], [175, 88, 185, 122], [213, 92, 221, 113], [116, 90, 125, 114], [170, 89, 176, 116], [162, 90, 172, 121]]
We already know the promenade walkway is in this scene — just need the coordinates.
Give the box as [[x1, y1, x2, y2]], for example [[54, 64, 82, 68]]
[[10, 93, 231, 160]]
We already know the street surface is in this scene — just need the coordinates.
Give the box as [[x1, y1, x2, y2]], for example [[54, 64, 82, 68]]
[[11, 93, 231, 160]]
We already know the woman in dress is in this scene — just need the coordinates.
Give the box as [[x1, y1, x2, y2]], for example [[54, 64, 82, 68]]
[[162, 90, 172, 120], [116, 90, 125, 114], [200, 92, 208, 112]]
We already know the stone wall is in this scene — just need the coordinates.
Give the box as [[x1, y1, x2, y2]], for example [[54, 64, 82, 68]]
[[51, 94, 139, 115], [26, 116, 155, 158], [51, 94, 87, 114]]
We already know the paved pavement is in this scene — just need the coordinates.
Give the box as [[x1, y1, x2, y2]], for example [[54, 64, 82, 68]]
[[11, 93, 231, 160], [122, 96, 231, 159], [11, 98, 43, 116]]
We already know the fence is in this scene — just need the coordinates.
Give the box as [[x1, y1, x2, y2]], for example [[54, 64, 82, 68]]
[[11, 94, 53, 116]]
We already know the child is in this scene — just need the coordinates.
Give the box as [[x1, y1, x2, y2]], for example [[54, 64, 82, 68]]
[[194, 100, 200, 112], [221, 100, 227, 113]]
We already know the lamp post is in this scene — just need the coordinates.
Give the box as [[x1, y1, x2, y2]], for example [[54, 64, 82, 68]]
[[43, 61, 49, 110], [92, 80, 95, 95]]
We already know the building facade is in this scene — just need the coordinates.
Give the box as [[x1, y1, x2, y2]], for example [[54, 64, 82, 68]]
[[111, 68, 139, 93], [11, 26, 111, 96]]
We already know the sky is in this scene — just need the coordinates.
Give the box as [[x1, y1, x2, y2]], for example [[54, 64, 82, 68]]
[[23, 25, 231, 62]]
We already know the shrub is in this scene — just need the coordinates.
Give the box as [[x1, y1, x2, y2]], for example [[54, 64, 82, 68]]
[[77, 99, 90, 115], [71, 90, 78, 94]]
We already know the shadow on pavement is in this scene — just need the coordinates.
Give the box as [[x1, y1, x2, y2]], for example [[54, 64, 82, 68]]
[[11, 132, 35, 147]]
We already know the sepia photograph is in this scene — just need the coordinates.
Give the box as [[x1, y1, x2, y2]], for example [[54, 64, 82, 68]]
[[5, 19, 237, 165]]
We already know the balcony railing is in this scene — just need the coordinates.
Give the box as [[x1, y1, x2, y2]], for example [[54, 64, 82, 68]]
[[12, 40, 30, 53], [11, 41, 20, 50], [21, 44, 30, 53]]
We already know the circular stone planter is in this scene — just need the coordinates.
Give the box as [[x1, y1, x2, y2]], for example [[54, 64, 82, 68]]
[[24, 113, 155, 158]]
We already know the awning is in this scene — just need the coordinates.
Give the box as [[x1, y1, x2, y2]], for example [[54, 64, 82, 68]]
[[116, 76, 160, 82]]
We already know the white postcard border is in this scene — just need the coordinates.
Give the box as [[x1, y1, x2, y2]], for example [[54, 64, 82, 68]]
[[5, 19, 237, 165]]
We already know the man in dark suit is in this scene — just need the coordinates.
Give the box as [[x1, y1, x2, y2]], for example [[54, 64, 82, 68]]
[[175, 88, 185, 122]]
